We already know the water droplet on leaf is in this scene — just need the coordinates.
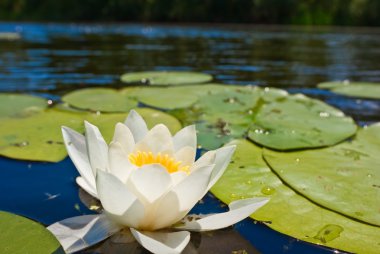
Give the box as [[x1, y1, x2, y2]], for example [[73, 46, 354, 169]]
[[261, 186, 276, 195]]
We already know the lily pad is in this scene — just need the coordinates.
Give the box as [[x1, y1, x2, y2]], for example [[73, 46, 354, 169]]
[[317, 81, 380, 99], [0, 32, 21, 40], [196, 86, 260, 121], [122, 87, 198, 109], [122, 84, 242, 110], [211, 139, 380, 254], [62, 88, 138, 113], [0, 93, 48, 118], [0, 110, 84, 162], [263, 123, 380, 226], [0, 211, 64, 254], [0, 107, 182, 162], [135, 108, 182, 134], [248, 93, 357, 150], [120, 71, 212, 86]]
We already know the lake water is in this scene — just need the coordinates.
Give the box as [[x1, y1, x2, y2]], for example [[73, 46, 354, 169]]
[[1, 22, 380, 254]]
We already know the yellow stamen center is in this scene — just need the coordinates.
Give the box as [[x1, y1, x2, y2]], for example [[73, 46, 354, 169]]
[[128, 151, 190, 174]]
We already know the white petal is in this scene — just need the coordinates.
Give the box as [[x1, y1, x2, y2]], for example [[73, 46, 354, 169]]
[[127, 164, 172, 204], [150, 165, 214, 230], [96, 170, 144, 228], [108, 141, 135, 183], [170, 171, 187, 186], [62, 126, 96, 191], [173, 125, 196, 151], [135, 124, 174, 155], [174, 146, 196, 167], [85, 121, 108, 175], [112, 122, 135, 154], [170, 164, 214, 211], [175, 197, 269, 232], [206, 145, 236, 192], [130, 229, 190, 254], [47, 214, 120, 254], [76, 177, 98, 198], [190, 150, 216, 172], [124, 110, 148, 143]]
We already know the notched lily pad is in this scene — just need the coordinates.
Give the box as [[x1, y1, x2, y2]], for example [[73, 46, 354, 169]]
[[263, 123, 380, 226], [120, 71, 213, 86], [211, 139, 380, 254], [318, 81, 380, 99], [248, 93, 357, 150], [0, 211, 64, 254], [62, 88, 138, 113], [0, 93, 48, 118]]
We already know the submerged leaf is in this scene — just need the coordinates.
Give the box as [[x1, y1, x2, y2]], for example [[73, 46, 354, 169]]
[[211, 139, 380, 254]]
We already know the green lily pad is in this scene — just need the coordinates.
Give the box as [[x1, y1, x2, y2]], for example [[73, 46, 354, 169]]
[[0, 211, 64, 254], [318, 81, 380, 99], [120, 71, 212, 86], [196, 86, 260, 120], [0, 110, 84, 162], [122, 84, 243, 110], [0, 32, 21, 40], [211, 139, 380, 254], [62, 88, 138, 113], [136, 108, 182, 134], [263, 123, 380, 226], [248, 93, 357, 150], [0, 93, 48, 118], [0, 107, 182, 162], [122, 87, 198, 109]]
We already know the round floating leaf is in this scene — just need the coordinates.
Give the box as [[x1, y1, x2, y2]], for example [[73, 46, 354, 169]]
[[0, 32, 21, 40], [62, 88, 137, 113], [120, 71, 212, 86], [0, 110, 84, 162], [318, 81, 380, 99], [0, 107, 181, 162], [121, 84, 242, 110], [248, 93, 357, 150], [123, 87, 198, 109], [263, 123, 380, 226], [0, 211, 64, 254], [0, 93, 47, 118], [196, 86, 260, 118], [211, 139, 380, 254], [135, 108, 182, 134]]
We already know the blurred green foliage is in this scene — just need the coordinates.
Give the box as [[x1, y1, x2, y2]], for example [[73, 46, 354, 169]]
[[1, 0, 380, 26]]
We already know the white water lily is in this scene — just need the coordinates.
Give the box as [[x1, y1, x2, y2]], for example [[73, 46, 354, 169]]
[[48, 110, 269, 254]]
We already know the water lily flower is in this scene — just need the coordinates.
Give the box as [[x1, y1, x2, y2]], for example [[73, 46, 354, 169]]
[[48, 110, 269, 254]]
